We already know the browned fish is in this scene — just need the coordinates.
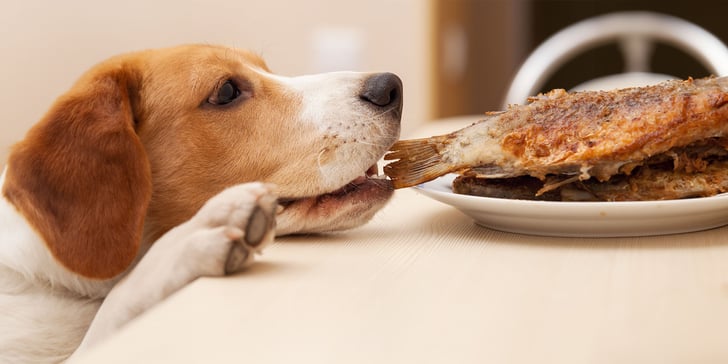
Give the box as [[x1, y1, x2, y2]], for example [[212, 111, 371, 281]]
[[384, 76, 728, 201]]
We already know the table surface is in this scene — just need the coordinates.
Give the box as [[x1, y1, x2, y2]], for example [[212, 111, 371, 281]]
[[75, 117, 728, 364]]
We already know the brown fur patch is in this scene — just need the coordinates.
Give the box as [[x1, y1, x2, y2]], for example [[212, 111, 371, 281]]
[[2, 61, 151, 279]]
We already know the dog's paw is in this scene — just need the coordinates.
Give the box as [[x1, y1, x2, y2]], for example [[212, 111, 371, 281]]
[[191, 182, 277, 274]]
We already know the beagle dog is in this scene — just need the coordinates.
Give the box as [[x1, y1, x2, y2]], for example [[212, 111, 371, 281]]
[[0, 44, 402, 363]]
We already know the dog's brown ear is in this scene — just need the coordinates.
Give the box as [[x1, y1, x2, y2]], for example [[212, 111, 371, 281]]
[[2, 61, 151, 280]]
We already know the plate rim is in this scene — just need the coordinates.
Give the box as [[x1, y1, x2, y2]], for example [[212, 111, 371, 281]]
[[415, 174, 728, 208], [413, 174, 728, 237]]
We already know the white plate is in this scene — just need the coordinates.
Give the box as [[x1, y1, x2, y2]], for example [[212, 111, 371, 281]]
[[415, 174, 728, 237]]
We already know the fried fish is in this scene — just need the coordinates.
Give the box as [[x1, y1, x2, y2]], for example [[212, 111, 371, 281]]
[[383, 76, 728, 201]]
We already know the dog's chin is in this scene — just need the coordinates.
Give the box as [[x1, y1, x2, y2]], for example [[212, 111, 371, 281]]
[[274, 172, 394, 236]]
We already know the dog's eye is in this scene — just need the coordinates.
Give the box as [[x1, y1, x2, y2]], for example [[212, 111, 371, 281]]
[[209, 80, 241, 105]]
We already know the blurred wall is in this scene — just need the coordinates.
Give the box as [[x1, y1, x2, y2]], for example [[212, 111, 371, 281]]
[[0, 0, 433, 165]]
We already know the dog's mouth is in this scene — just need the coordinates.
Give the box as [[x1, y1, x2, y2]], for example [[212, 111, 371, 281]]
[[276, 164, 393, 213]]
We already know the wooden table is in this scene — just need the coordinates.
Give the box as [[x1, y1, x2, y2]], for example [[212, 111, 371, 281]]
[[74, 117, 728, 364]]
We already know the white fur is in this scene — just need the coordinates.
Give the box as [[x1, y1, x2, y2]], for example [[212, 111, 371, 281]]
[[0, 168, 109, 363], [1, 167, 277, 363]]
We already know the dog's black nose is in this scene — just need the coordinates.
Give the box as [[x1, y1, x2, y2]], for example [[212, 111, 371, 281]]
[[360, 73, 403, 112]]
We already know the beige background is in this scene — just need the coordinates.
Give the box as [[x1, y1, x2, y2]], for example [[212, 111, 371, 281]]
[[0, 0, 434, 165]]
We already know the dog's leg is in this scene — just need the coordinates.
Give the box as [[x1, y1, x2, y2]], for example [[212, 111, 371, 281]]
[[68, 182, 276, 359]]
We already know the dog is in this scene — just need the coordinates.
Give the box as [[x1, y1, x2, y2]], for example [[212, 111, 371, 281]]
[[0, 44, 402, 363]]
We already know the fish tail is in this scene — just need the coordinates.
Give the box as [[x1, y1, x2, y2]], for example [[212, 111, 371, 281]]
[[383, 136, 457, 189]]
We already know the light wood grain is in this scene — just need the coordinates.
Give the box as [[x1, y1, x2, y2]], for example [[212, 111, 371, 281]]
[[73, 117, 728, 364]]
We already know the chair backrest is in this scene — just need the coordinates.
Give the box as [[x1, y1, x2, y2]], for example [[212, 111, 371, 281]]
[[502, 11, 728, 108]]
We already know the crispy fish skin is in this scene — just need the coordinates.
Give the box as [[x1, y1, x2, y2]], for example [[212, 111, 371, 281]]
[[384, 77, 728, 189]]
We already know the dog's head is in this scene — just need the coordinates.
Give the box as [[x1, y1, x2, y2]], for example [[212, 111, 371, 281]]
[[2, 44, 402, 279]]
